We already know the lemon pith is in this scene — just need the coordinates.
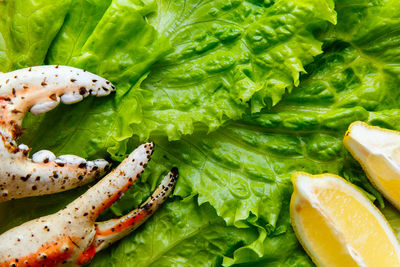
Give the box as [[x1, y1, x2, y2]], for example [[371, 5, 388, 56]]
[[344, 121, 400, 210], [290, 172, 400, 267]]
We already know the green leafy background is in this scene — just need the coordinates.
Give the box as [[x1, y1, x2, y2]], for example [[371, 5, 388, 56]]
[[1, 0, 400, 266]]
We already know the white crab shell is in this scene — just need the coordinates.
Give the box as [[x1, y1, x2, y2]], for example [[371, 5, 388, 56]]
[[0, 65, 116, 201]]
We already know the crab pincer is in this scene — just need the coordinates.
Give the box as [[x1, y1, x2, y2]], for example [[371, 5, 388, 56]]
[[0, 65, 116, 201], [0, 142, 178, 266]]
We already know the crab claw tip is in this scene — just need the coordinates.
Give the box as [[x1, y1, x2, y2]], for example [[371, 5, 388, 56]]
[[171, 167, 178, 175]]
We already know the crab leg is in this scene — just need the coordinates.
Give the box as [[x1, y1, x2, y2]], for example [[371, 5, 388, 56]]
[[68, 142, 155, 221], [91, 168, 178, 252], [0, 65, 116, 201], [0, 143, 178, 266]]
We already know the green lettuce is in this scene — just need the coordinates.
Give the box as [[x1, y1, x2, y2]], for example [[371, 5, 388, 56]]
[[20, 0, 336, 161], [0, 0, 70, 71], [133, 0, 336, 140]]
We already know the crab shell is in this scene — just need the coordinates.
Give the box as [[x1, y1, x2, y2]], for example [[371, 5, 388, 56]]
[[0, 142, 178, 266], [0, 65, 117, 201]]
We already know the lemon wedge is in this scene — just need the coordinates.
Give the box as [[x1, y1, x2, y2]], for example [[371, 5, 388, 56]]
[[344, 121, 400, 210], [290, 172, 400, 267]]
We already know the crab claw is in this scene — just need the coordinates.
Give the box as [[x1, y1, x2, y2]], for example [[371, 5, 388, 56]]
[[0, 65, 116, 201], [0, 142, 178, 266]]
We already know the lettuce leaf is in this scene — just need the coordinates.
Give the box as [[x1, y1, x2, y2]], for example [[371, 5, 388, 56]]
[[45, 0, 113, 66], [131, 0, 336, 140], [20, 0, 336, 161], [46, 0, 158, 67], [0, 0, 70, 71], [326, 0, 400, 79], [139, 123, 344, 227]]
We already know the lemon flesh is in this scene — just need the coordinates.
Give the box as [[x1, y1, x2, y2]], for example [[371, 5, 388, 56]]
[[291, 172, 400, 267], [344, 121, 400, 210]]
